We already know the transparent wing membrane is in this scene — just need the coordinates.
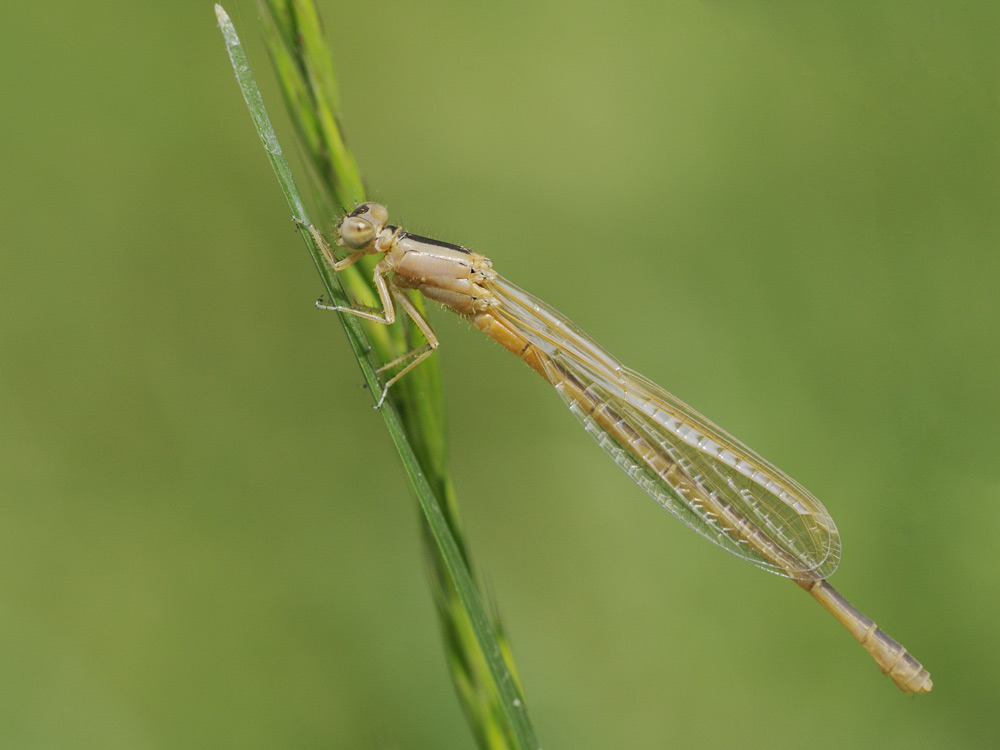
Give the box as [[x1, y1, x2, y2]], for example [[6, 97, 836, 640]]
[[492, 277, 840, 579]]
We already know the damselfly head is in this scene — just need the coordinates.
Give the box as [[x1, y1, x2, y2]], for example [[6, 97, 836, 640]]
[[338, 202, 389, 249]]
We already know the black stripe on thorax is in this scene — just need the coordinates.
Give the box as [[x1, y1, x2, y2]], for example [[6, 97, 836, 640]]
[[399, 231, 471, 255]]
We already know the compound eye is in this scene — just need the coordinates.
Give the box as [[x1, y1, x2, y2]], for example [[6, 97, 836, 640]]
[[340, 203, 389, 248], [361, 202, 388, 227], [339, 215, 376, 249]]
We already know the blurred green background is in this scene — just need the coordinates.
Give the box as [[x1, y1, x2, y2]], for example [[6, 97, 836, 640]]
[[2, 1, 997, 747]]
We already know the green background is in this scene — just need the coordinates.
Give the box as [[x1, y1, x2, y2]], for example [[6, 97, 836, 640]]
[[2, 1, 997, 747]]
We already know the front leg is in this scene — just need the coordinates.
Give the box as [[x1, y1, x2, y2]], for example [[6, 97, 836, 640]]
[[295, 217, 363, 271], [298, 217, 397, 325]]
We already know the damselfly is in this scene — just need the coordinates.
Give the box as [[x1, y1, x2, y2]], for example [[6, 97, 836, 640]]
[[306, 202, 932, 693]]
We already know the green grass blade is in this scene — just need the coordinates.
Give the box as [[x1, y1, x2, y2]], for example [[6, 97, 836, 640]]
[[252, 7, 531, 746], [215, 6, 538, 748]]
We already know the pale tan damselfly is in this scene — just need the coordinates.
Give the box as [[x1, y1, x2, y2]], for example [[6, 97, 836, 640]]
[[306, 202, 931, 694]]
